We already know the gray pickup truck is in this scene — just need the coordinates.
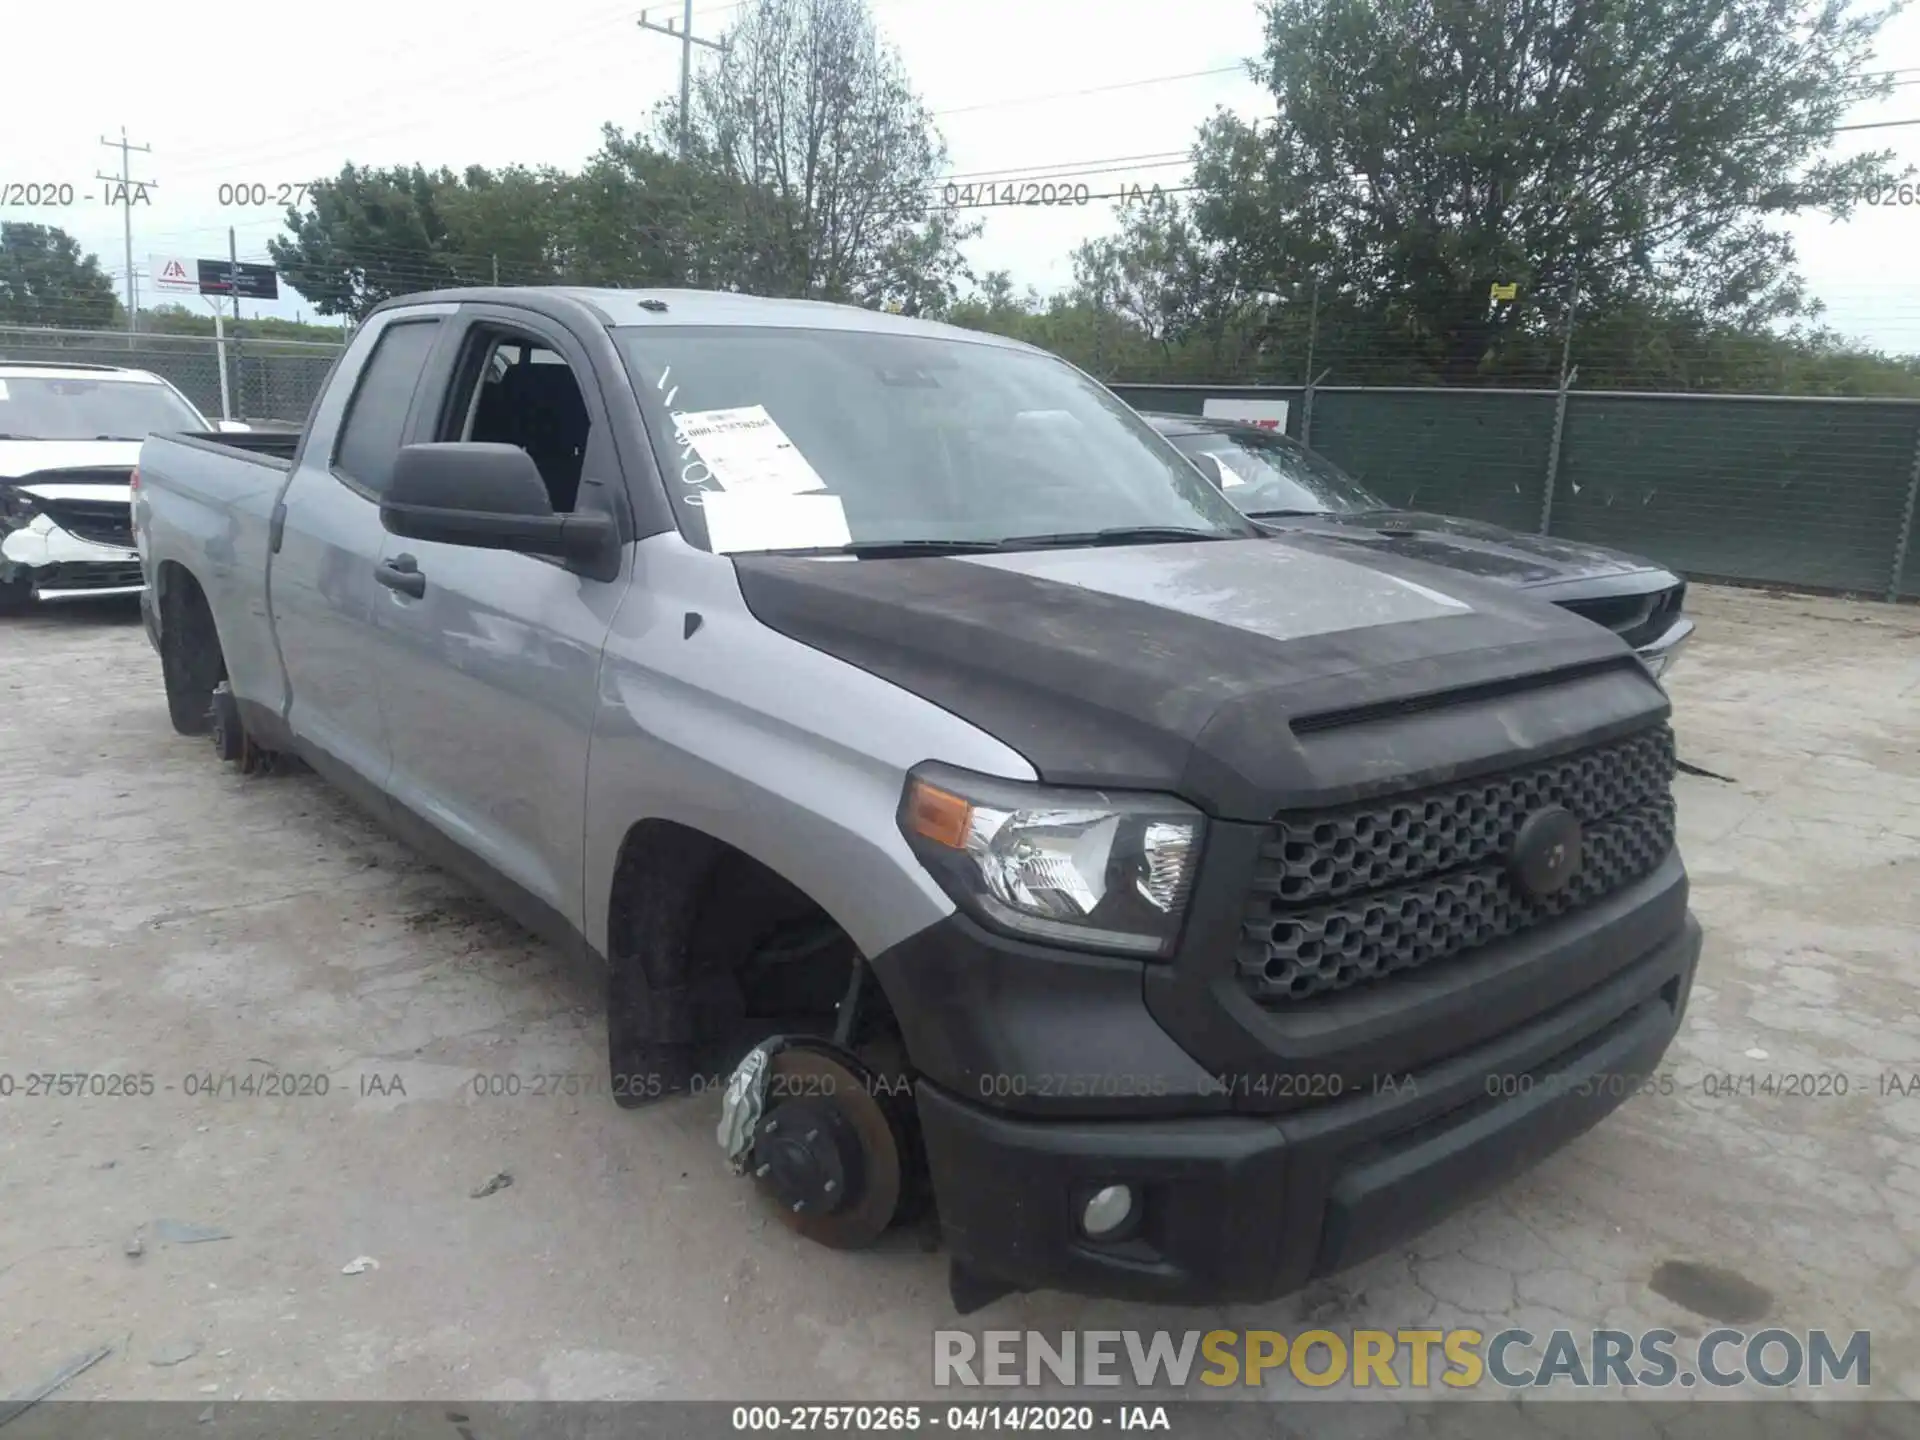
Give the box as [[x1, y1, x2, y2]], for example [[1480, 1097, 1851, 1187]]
[[135, 286, 1701, 1312]]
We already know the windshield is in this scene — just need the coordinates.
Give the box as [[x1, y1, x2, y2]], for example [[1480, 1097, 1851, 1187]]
[[0, 374, 206, 440], [613, 325, 1258, 554], [1164, 426, 1385, 517]]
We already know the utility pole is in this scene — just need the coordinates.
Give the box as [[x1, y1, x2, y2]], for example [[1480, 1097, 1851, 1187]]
[[96, 127, 155, 338], [228, 227, 246, 422], [638, 0, 726, 158]]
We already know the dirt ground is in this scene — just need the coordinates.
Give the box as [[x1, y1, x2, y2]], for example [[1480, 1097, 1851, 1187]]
[[2, 584, 1917, 1408]]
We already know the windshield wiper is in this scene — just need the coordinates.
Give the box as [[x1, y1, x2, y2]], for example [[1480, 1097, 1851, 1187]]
[[996, 525, 1235, 549], [92, 434, 146, 441], [746, 527, 1238, 559], [1243, 507, 1328, 519], [749, 538, 1009, 559], [0, 434, 44, 441]]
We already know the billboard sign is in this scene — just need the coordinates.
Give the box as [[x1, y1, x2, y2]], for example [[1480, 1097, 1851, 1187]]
[[1201, 397, 1290, 431], [148, 255, 280, 300]]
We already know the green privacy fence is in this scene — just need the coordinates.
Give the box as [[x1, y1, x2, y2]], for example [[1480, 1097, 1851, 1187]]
[[1115, 383, 1920, 601]]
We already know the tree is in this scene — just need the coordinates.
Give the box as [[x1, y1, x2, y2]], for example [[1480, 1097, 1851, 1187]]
[[671, 0, 977, 307], [1105, 0, 1911, 383], [563, 126, 779, 290], [268, 163, 575, 318], [0, 224, 120, 329]]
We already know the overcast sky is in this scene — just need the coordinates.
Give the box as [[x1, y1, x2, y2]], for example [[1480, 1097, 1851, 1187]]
[[10, 0, 1920, 354]]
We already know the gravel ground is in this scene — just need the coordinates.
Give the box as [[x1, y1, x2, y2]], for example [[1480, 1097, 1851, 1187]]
[[1, 583, 1916, 1409]]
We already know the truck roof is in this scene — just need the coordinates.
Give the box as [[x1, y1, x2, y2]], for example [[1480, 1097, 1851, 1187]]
[[370, 285, 1040, 353], [0, 361, 170, 382]]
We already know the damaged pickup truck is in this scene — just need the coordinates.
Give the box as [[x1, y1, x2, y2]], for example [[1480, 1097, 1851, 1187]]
[[134, 286, 1701, 1311], [0, 361, 241, 610]]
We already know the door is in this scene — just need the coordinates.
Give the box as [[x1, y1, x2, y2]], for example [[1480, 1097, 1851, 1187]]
[[368, 311, 632, 935], [270, 309, 449, 795]]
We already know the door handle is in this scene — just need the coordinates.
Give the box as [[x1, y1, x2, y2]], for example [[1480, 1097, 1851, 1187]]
[[375, 554, 425, 598]]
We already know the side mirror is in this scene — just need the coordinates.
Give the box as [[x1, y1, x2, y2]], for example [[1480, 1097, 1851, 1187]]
[[380, 442, 620, 579], [217, 419, 253, 433]]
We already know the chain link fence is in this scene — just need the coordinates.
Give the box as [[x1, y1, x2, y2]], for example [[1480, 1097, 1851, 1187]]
[[0, 325, 341, 427], [3, 323, 1916, 599]]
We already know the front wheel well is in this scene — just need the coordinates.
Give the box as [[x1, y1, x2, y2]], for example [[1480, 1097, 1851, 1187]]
[[604, 820, 903, 1085]]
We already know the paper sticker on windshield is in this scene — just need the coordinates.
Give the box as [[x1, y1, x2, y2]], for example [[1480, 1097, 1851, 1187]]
[[702, 491, 851, 554], [0, 380, 9, 400], [1200, 453, 1247, 488], [671, 405, 826, 496]]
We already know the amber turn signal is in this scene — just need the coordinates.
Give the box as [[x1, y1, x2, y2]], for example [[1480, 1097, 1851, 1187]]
[[905, 778, 973, 850]]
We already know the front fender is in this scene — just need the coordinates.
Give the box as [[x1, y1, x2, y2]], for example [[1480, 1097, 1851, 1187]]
[[582, 534, 1039, 961]]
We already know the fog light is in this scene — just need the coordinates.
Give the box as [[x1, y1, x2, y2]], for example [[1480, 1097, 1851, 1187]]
[[1080, 1184, 1135, 1238]]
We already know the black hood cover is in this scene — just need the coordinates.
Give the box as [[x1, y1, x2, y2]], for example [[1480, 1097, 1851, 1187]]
[[734, 535, 1669, 820]]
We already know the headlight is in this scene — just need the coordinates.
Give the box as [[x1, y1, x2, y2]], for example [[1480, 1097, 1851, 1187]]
[[0, 488, 40, 524], [897, 763, 1204, 957]]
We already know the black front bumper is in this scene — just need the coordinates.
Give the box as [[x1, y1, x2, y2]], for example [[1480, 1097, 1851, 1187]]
[[878, 892, 1700, 1306]]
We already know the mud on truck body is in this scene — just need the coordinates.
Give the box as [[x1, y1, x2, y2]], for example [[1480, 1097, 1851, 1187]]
[[134, 286, 1700, 1311]]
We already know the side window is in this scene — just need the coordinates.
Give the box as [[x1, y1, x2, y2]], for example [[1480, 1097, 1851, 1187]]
[[441, 330, 593, 514], [332, 318, 443, 495]]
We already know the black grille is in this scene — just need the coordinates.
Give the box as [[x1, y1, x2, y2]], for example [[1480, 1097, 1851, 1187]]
[[1240, 725, 1677, 1003], [37, 561, 144, 590], [1558, 584, 1685, 651], [41, 498, 134, 549]]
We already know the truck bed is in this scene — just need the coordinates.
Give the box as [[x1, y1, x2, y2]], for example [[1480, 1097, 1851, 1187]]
[[157, 430, 301, 468], [137, 429, 301, 720]]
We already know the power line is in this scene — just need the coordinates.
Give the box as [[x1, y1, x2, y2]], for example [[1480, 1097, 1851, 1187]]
[[1828, 115, 1920, 135], [161, 2, 646, 184], [932, 64, 1248, 117], [938, 149, 1191, 184]]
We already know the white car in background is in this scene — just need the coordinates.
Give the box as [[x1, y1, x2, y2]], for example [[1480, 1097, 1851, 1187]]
[[0, 361, 245, 611]]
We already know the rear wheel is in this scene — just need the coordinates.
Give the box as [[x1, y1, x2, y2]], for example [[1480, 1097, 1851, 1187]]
[[0, 574, 32, 615], [159, 580, 224, 735]]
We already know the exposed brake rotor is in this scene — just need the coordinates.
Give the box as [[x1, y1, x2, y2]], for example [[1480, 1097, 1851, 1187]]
[[746, 1043, 905, 1250]]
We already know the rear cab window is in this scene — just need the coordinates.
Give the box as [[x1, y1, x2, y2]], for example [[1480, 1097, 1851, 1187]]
[[331, 319, 443, 495]]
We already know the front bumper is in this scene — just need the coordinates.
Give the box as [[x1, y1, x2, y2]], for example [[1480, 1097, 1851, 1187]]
[[0, 514, 144, 600], [887, 904, 1701, 1305]]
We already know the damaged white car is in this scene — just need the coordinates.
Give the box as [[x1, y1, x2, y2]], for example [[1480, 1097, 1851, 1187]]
[[0, 361, 242, 611]]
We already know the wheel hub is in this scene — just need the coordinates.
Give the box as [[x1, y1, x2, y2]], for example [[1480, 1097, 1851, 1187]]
[[751, 1097, 862, 1217], [738, 1043, 907, 1249]]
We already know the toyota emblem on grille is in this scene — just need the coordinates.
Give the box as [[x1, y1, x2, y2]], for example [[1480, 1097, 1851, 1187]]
[[1510, 806, 1583, 899]]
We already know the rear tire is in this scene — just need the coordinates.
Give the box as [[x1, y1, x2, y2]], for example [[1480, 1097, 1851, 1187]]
[[0, 574, 32, 615], [159, 581, 224, 736]]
